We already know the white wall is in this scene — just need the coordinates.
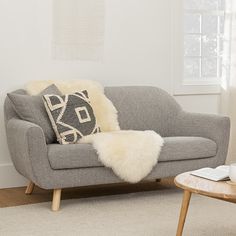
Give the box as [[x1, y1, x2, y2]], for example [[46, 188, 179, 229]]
[[0, 0, 220, 188]]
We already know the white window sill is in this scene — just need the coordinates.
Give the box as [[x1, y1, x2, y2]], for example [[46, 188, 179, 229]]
[[173, 83, 221, 96]]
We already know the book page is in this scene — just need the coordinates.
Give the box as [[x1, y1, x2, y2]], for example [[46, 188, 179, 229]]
[[191, 166, 229, 181], [215, 165, 230, 173]]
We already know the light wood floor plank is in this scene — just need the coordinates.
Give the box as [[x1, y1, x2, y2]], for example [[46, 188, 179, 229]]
[[0, 178, 174, 208]]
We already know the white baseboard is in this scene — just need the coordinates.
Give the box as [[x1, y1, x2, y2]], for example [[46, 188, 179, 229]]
[[0, 163, 27, 189]]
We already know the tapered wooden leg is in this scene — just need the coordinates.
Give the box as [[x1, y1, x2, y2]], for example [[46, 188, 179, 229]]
[[25, 181, 35, 195], [52, 189, 62, 211], [176, 190, 192, 236]]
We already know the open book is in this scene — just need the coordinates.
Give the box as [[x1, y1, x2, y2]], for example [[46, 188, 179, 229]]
[[191, 165, 230, 181]]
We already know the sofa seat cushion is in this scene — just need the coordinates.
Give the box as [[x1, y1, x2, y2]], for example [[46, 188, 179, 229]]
[[159, 137, 217, 162], [48, 136, 217, 170]]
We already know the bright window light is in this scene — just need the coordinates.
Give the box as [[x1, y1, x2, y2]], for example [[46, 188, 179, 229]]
[[184, 0, 225, 84]]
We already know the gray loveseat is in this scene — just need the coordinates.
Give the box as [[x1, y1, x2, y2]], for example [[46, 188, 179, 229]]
[[4, 86, 230, 211]]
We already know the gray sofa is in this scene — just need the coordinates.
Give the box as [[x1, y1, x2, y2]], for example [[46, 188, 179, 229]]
[[4, 86, 230, 211]]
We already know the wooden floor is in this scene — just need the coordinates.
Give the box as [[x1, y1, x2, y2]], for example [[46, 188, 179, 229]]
[[0, 178, 175, 208]]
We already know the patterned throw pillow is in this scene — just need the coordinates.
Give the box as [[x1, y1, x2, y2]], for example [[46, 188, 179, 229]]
[[43, 90, 100, 144]]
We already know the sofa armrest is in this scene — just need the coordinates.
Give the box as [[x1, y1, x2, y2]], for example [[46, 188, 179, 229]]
[[6, 118, 48, 185], [171, 111, 230, 164]]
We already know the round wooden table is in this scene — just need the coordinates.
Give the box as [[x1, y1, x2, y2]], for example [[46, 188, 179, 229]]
[[174, 172, 236, 236]]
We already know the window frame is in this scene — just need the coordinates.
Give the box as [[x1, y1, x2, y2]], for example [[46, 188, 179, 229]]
[[171, 0, 222, 95], [184, 9, 224, 84]]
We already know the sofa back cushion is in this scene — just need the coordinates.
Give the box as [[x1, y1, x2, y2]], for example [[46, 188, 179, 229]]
[[4, 89, 26, 123], [6, 85, 62, 143], [105, 86, 181, 137]]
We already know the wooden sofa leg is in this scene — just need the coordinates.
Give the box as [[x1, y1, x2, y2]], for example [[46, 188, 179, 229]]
[[52, 189, 62, 211], [155, 179, 161, 182], [25, 181, 35, 195]]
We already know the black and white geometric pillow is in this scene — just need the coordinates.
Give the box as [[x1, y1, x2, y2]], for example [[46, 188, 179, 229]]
[[43, 90, 100, 144]]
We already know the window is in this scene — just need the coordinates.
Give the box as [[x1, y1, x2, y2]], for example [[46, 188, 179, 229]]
[[183, 0, 225, 85]]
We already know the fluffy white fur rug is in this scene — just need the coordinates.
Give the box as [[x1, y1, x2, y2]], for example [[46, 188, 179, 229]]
[[26, 80, 120, 132], [81, 130, 164, 183]]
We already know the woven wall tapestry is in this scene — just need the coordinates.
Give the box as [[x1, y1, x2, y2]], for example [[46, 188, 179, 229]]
[[52, 0, 105, 60]]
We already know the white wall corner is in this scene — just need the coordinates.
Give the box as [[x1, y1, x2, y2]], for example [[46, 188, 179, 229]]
[[0, 163, 27, 189]]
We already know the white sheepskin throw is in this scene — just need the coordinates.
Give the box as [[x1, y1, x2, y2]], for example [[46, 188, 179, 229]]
[[80, 130, 164, 183], [26, 80, 120, 132]]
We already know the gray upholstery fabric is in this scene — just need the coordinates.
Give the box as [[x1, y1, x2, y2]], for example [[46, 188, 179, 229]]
[[48, 136, 217, 170], [4, 86, 230, 189], [43, 90, 100, 144], [104, 86, 181, 137], [4, 89, 26, 123], [48, 143, 101, 169], [160, 136, 217, 161], [172, 111, 230, 166], [7, 85, 62, 143]]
